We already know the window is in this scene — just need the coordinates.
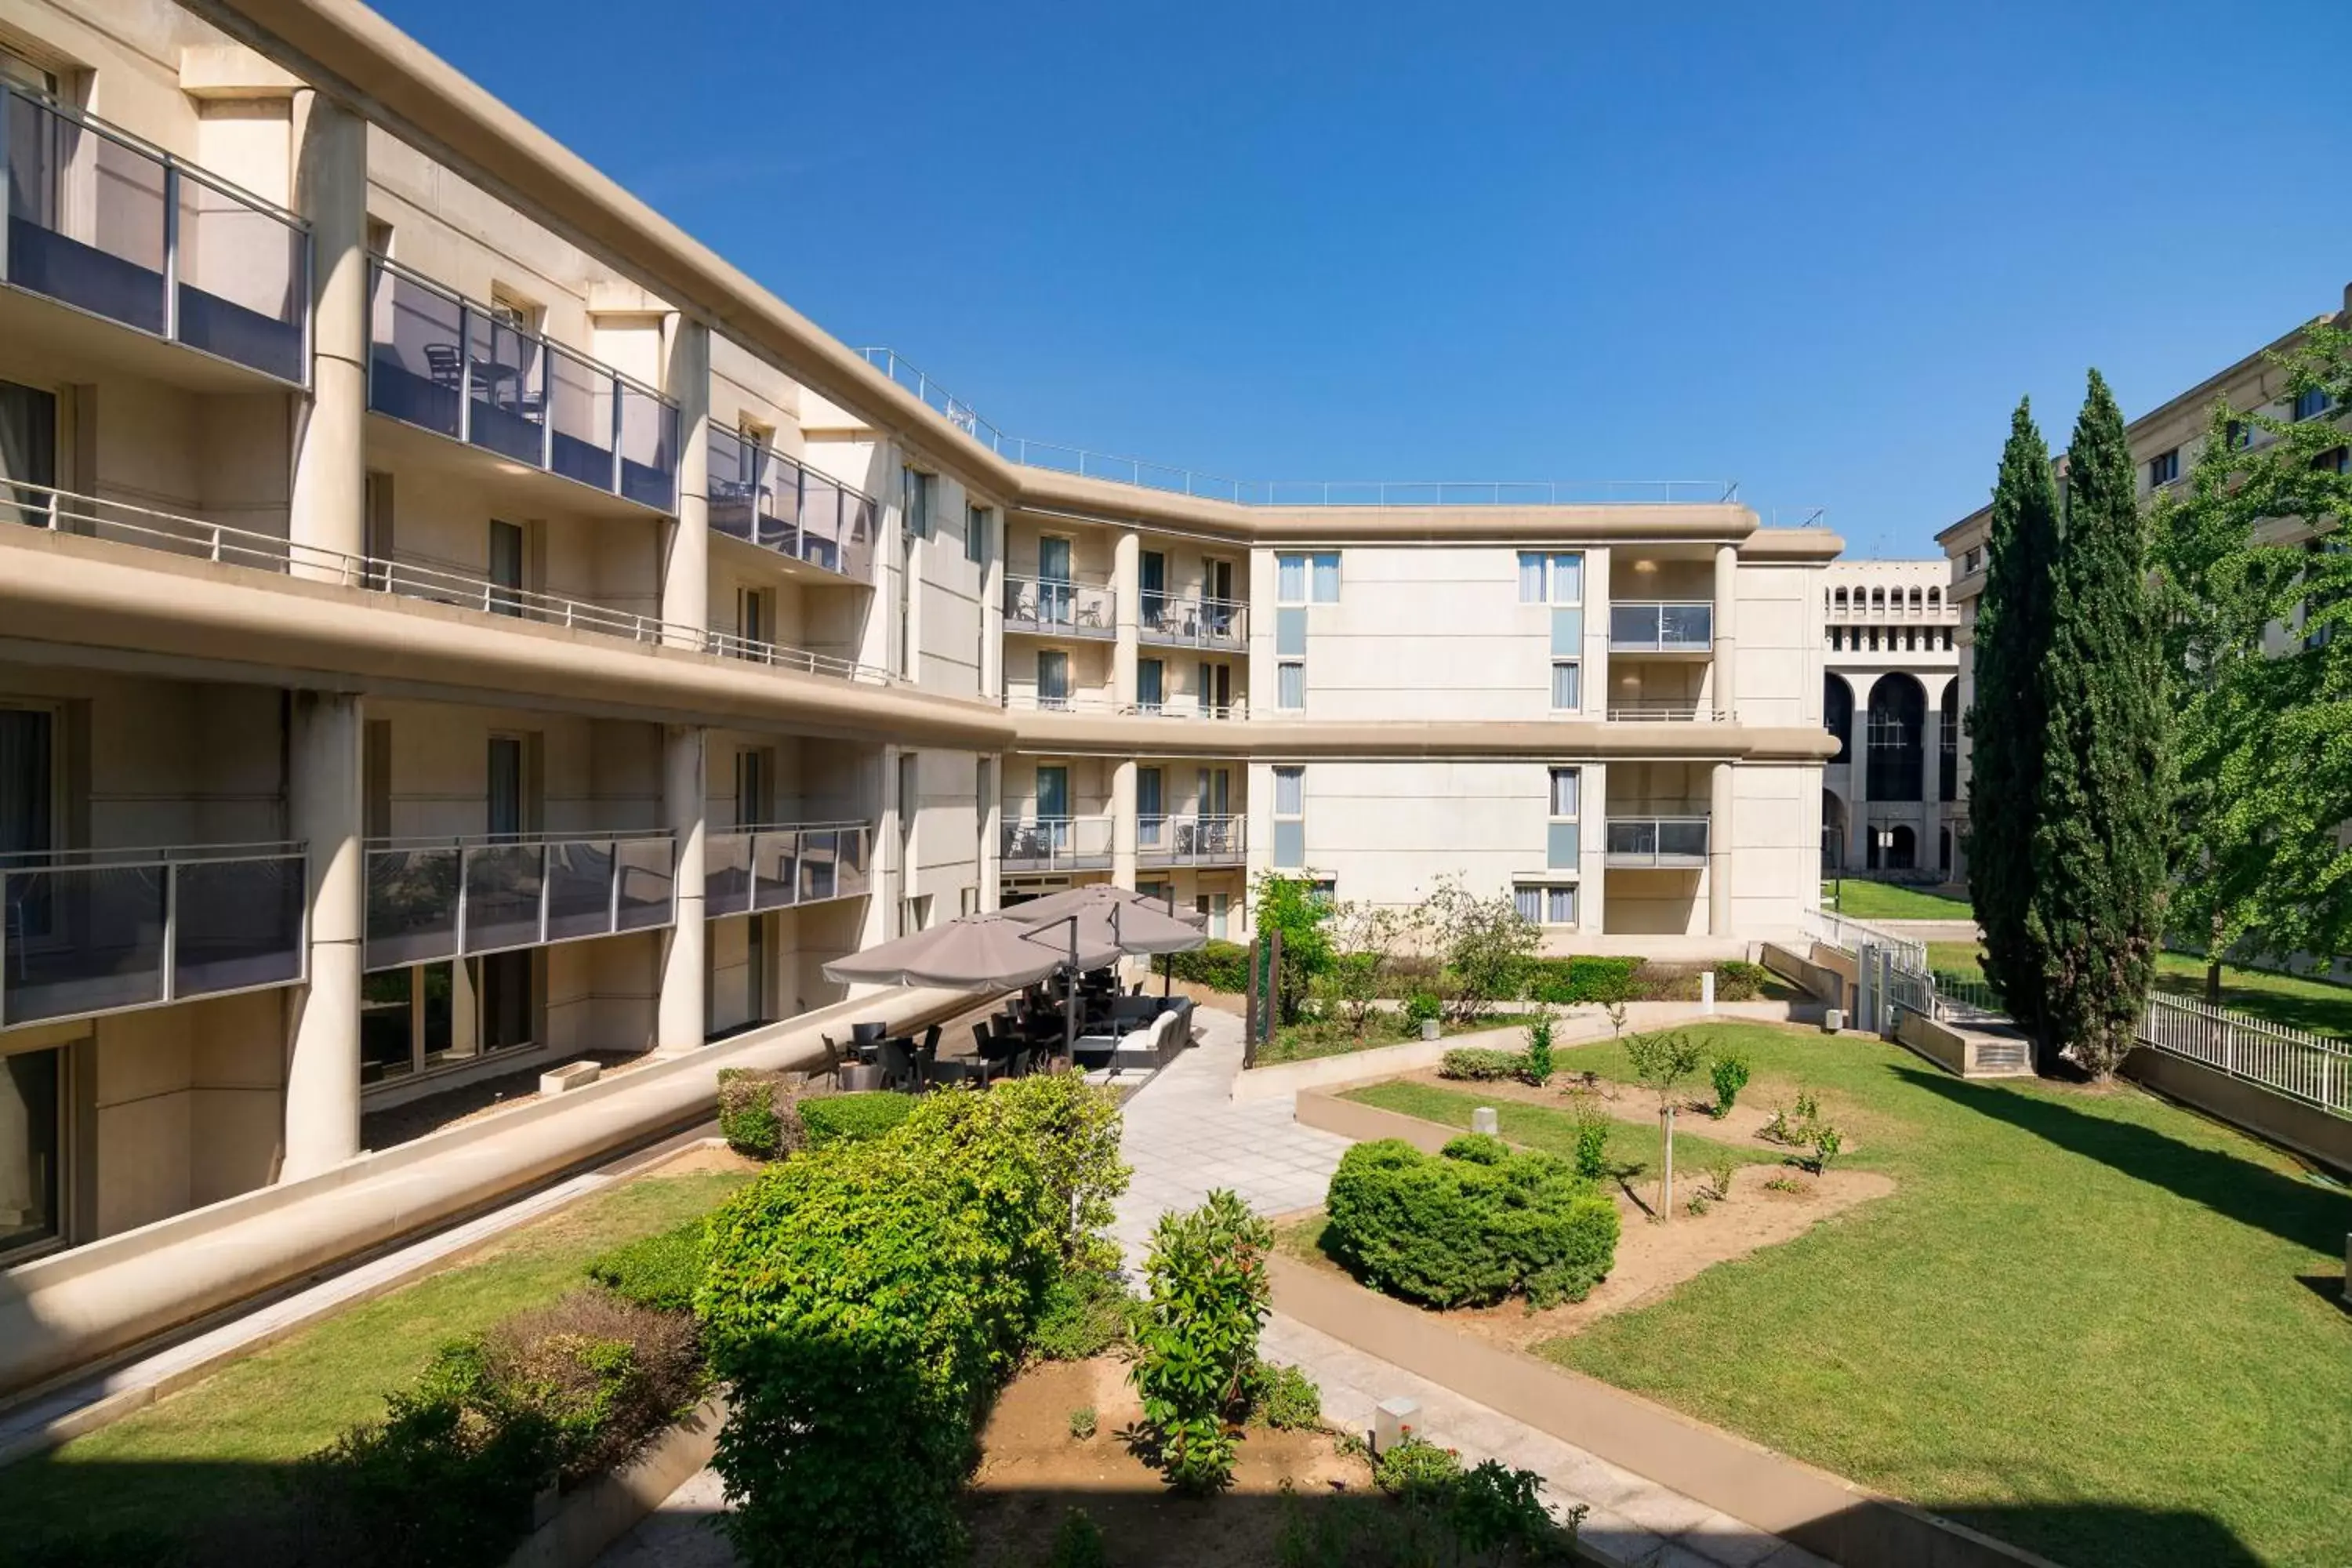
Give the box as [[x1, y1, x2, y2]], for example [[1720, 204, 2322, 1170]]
[[0, 1046, 62, 1261], [0, 45, 58, 95], [1137, 658, 1165, 713], [1546, 767, 1581, 869], [1036, 649, 1070, 709], [901, 466, 932, 538], [1273, 764, 1305, 869], [960, 887, 979, 917], [2, 379, 59, 526], [488, 520, 525, 615], [1962, 546, 1984, 575], [1274, 766, 1303, 817], [1514, 885, 1577, 926], [2226, 419, 2252, 452], [2314, 447, 2350, 475], [898, 753, 920, 855], [2293, 387, 2333, 423], [964, 503, 989, 565], [1140, 550, 1167, 623], [2148, 448, 2180, 488], [901, 895, 933, 935], [1277, 553, 1340, 604], [1138, 767, 1163, 845], [1549, 661, 1581, 712], [1196, 891, 1230, 938], [1548, 768, 1581, 818], [1276, 661, 1305, 710], [1517, 552, 1584, 604]]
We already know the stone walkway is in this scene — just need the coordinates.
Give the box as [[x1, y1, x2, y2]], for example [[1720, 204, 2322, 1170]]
[[598, 1010, 1839, 1566]]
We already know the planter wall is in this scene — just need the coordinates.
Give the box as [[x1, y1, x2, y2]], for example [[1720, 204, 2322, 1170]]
[[504, 1396, 729, 1568]]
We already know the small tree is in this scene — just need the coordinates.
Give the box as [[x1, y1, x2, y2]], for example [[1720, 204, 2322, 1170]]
[[1423, 875, 1542, 1024], [1621, 1029, 1704, 1218], [1519, 1012, 1555, 1087], [1248, 872, 1335, 1026], [1323, 899, 1421, 1036], [1129, 1190, 1272, 1494]]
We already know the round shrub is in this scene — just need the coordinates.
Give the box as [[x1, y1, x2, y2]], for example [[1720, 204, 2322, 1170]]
[[796, 1089, 914, 1147], [1437, 1047, 1523, 1082], [715, 1069, 800, 1160], [1323, 1138, 1620, 1309]]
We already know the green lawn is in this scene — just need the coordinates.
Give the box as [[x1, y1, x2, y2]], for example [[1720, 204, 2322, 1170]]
[[1344, 1079, 1795, 1190], [1930, 943, 2352, 1040], [0, 1167, 750, 1554], [1481, 1022, 2352, 1568], [1822, 879, 1975, 920]]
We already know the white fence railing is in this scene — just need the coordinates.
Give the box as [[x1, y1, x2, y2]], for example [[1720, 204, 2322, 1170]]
[[1800, 906, 1928, 971], [2138, 993, 2351, 1116]]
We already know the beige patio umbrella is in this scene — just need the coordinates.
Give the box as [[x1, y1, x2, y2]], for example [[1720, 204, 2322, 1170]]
[[822, 912, 1118, 991], [1015, 883, 1207, 1002], [1011, 882, 1208, 928]]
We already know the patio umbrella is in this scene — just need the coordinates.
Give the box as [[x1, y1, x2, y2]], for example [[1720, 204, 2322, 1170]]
[[822, 912, 1118, 991], [1015, 884, 1207, 1004], [1011, 882, 1207, 928]]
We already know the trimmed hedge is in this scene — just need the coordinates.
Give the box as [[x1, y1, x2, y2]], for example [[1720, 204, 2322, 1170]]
[[1521, 955, 1642, 1005], [1155, 938, 1252, 994], [797, 1090, 914, 1147], [716, 1069, 800, 1160], [1438, 1047, 1523, 1082], [1323, 1135, 1619, 1308]]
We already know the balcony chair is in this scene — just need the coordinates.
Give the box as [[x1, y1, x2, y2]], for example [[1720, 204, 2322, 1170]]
[[423, 343, 463, 388]]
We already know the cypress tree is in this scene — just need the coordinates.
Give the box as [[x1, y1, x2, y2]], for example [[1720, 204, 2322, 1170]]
[[1967, 399, 2060, 1058], [2030, 370, 2172, 1076]]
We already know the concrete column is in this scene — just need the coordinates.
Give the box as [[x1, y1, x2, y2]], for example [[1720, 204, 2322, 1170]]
[[1711, 543, 1738, 721], [1847, 673, 1874, 873], [1112, 528, 1141, 710], [981, 754, 1003, 909], [982, 513, 1005, 700], [1708, 760, 1734, 938], [877, 744, 904, 938], [289, 92, 367, 582], [662, 319, 711, 644], [283, 691, 363, 1179], [1111, 758, 1138, 890], [1579, 760, 1607, 935], [655, 724, 707, 1053], [1583, 546, 1611, 718]]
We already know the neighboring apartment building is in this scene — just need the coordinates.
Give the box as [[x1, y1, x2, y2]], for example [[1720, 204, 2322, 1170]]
[[1820, 561, 1961, 880], [1938, 282, 2352, 880], [0, 0, 1839, 1264]]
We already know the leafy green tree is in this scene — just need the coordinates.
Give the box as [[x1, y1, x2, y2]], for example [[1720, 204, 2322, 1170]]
[[2154, 320, 2352, 1000], [1969, 397, 2062, 1051], [2031, 370, 2173, 1076], [1247, 872, 1335, 1025], [1423, 874, 1542, 1023]]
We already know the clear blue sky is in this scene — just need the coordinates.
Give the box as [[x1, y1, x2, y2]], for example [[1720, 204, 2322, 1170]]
[[390, 0, 2348, 558]]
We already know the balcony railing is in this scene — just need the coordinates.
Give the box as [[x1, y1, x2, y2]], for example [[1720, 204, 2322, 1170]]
[[1, 83, 310, 383], [1138, 595, 1247, 650], [8, 484, 890, 684], [1138, 815, 1246, 866], [1, 842, 307, 1029], [1002, 690, 1249, 720], [1000, 816, 1114, 873], [1609, 602, 1715, 652], [1605, 702, 1711, 722], [363, 829, 675, 971], [367, 256, 678, 511], [1004, 574, 1115, 637], [1603, 818, 1711, 868], [707, 426, 877, 584], [703, 822, 872, 916]]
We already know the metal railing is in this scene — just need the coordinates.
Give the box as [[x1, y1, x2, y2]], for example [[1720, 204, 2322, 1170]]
[[857, 347, 1745, 509], [362, 829, 675, 972], [1002, 690, 1249, 720], [1800, 906, 1929, 971], [703, 822, 871, 916], [2, 841, 307, 1029], [368, 255, 678, 511], [1138, 593, 1247, 649], [2139, 993, 2351, 1116], [1137, 815, 1246, 866], [1602, 817, 1710, 866], [1004, 572, 1116, 637], [1606, 701, 1711, 722], [1000, 815, 1114, 873], [9, 484, 890, 684], [706, 426, 877, 583], [0, 82, 310, 383], [1609, 602, 1715, 652]]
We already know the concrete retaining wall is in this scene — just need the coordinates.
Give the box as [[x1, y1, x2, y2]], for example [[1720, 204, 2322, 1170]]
[[1761, 943, 1846, 1009], [0, 985, 977, 1399], [1294, 1089, 1459, 1152], [1269, 1256, 2063, 1568], [505, 1396, 728, 1568], [2123, 1047, 2352, 1178]]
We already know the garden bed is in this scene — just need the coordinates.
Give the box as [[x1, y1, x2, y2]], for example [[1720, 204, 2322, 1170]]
[[1254, 1011, 1537, 1066]]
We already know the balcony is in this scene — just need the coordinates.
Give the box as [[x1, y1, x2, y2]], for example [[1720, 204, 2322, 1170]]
[[1138, 594, 1247, 652], [1609, 602, 1714, 654], [1004, 575, 1114, 639], [11, 485, 889, 684], [1, 842, 307, 1029], [362, 829, 675, 971], [1003, 691, 1248, 720], [367, 256, 678, 512], [1001, 816, 1114, 873], [1138, 815, 1246, 868], [703, 822, 873, 915], [1605, 702, 1710, 722], [707, 426, 877, 584], [1603, 817, 1711, 869], [1, 84, 310, 383]]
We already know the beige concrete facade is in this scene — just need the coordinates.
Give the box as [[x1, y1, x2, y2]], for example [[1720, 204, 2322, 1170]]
[[0, 0, 1842, 1283]]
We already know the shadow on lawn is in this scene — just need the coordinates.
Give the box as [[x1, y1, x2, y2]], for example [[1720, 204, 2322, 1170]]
[[1893, 1066, 2352, 1254]]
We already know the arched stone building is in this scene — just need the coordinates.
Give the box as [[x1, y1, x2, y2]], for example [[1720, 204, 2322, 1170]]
[[1821, 561, 1962, 882]]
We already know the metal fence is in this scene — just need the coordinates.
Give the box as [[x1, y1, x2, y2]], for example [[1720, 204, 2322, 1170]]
[[1799, 906, 1928, 971], [2139, 993, 2352, 1116]]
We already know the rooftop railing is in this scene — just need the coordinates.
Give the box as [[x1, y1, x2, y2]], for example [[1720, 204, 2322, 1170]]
[[703, 822, 871, 916], [1, 841, 307, 1029], [1, 82, 310, 383], [9, 483, 890, 684], [1137, 815, 1246, 866], [706, 426, 877, 584], [362, 829, 675, 972], [858, 346, 1751, 510], [1602, 817, 1711, 867], [1004, 573, 1116, 637], [1000, 815, 1114, 873], [368, 256, 678, 512]]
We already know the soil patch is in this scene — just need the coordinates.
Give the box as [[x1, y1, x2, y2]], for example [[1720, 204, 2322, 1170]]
[[1396, 1054, 1875, 1155], [963, 1357, 1369, 1567], [639, 1140, 765, 1178], [1280, 1163, 1896, 1352]]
